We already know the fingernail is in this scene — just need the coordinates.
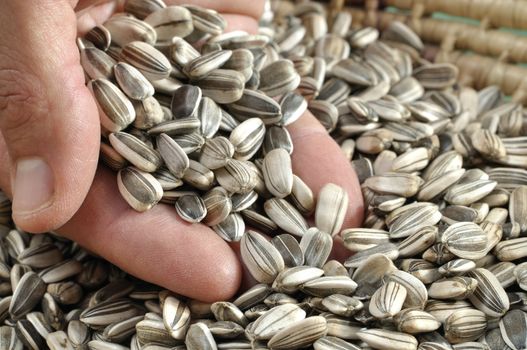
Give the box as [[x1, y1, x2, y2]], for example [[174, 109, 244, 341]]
[[12, 157, 54, 215]]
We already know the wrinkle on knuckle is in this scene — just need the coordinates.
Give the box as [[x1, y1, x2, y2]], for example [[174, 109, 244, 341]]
[[0, 59, 48, 137]]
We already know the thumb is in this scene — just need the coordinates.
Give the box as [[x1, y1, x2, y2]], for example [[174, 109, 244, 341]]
[[0, 1, 100, 233]]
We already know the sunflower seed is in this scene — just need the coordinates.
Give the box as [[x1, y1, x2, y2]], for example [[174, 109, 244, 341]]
[[369, 281, 407, 319], [357, 328, 418, 350], [89, 79, 136, 132], [259, 59, 301, 97], [109, 132, 162, 172], [271, 234, 304, 268], [229, 118, 266, 161], [301, 276, 357, 297], [175, 194, 207, 223], [413, 63, 458, 90], [248, 304, 306, 340], [211, 302, 248, 327], [240, 231, 285, 284], [120, 41, 171, 81], [264, 198, 309, 237], [395, 309, 441, 334], [215, 159, 258, 194], [262, 149, 293, 198], [227, 89, 282, 124], [184, 322, 217, 350], [299, 228, 333, 268], [444, 309, 487, 343], [196, 69, 245, 104], [441, 222, 488, 260], [267, 316, 327, 350], [117, 167, 163, 211], [184, 50, 232, 80], [144, 6, 193, 42]]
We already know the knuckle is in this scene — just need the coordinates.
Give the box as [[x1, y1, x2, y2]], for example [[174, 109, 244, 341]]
[[0, 60, 48, 138]]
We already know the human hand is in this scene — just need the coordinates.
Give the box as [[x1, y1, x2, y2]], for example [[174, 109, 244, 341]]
[[0, 0, 363, 301]]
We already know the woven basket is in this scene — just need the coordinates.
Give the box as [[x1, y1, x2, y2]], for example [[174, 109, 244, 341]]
[[328, 0, 527, 104]]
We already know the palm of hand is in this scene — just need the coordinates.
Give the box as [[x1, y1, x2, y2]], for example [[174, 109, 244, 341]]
[[0, 0, 363, 301]]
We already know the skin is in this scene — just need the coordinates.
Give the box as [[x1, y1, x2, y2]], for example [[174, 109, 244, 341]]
[[0, 0, 363, 302]]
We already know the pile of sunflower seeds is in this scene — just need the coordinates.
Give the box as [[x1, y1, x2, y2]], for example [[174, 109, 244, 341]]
[[0, 0, 526, 349]]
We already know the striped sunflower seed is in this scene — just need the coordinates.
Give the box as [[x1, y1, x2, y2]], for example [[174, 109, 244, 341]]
[[271, 234, 304, 268], [509, 186, 527, 233], [262, 149, 293, 198], [300, 228, 333, 268], [413, 63, 458, 90], [247, 304, 306, 340], [211, 302, 248, 327], [170, 84, 202, 119], [185, 323, 217, 350], [184, 50, 232, 80], [229, 118, 266, 161], [440, 222, 488, 260], [369, 281, 407, 319], [208, 321, 245, 339], [79, 44, 116, 80], [394, 309, 441, 334], [498, 309, 527, 350], [494, 237, 527, 261], [88, 79, 136, 132], [202, 187, 232, 226], [114, 62, 155, 100], [9, 272, 46, 320], [227, 89, 282, 125], [199, 137, 234, 170], [196, 69, 245, 104], [351, 254, 397, 299], [267, 316, 327, 350], [148, 118, 201, 137], [272, 266, 324, 294], [240, 231, 285, 284], [315, 183, 349, 237], [428, 277, 478, 300], [301, 276, 357, 298], [341, 228, 390, 253], [387, 202, 441, 239], [109, 132, 162, 172], [356, 328, 417, 350], [313, 336, 360, 350], [444, 309, 487, 344], [321, 294, 363, 318], [264, 198, 309, 237], [467, 268, 510, 317], [120, 41, 171, 81], [104, 15, 157, 47], [184, 5, 226, 36], [212, 213, 245, 242], [175, 194, 207, 223], [215, 159, 258, 194], [133, 96, 165, 130], [263, 126, 293, 156], [117, 167, 163, 212], [123, 0, 166, 19], [144, 6, 193, 42]]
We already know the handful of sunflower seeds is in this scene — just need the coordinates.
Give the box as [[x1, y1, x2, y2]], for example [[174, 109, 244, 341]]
[[0, 0, 526, 349]]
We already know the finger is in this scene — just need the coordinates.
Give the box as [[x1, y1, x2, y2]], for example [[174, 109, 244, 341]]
[[222, 14, 260, 34], [166, 0, 265, 22], [0, 1, 100, 233], [287, 111, 364, 229], [76, 0, 121, 35]]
